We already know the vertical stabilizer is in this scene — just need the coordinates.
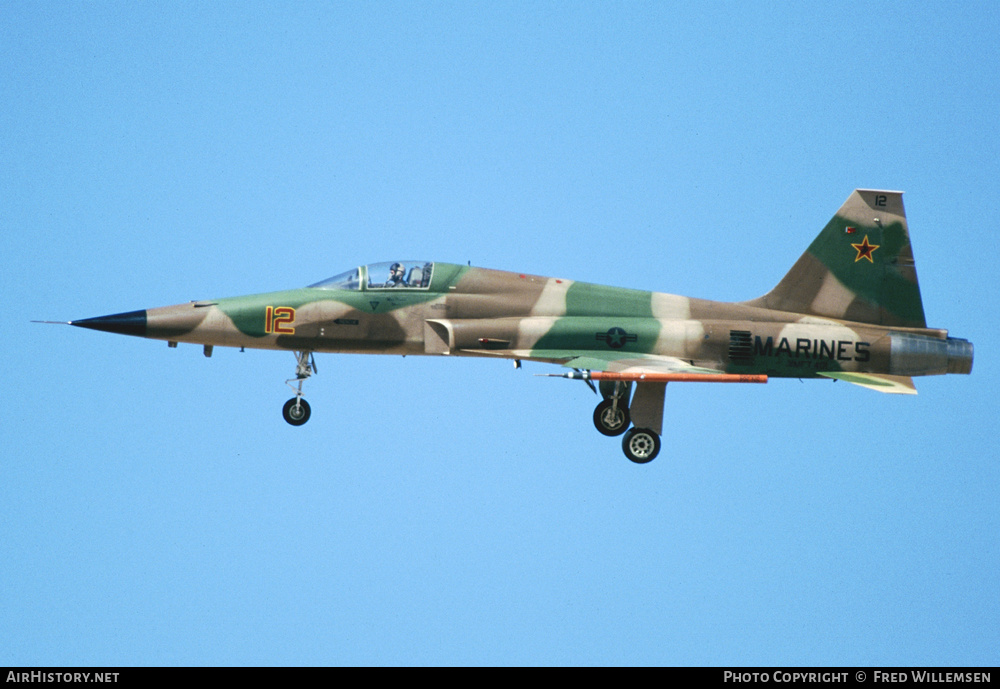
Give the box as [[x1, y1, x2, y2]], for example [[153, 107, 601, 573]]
[[742, 189, 926, 328]]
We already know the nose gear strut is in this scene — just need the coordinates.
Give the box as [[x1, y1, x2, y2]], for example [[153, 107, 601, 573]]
[[282, 351, 315, 426]]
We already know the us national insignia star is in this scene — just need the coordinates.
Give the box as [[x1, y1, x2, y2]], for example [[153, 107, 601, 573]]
[[595, 327, 637, 349], [851, 235, 879, 263]]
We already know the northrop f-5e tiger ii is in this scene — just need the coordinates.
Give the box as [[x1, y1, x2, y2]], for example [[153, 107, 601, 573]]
[[49, 190, 973, 463]]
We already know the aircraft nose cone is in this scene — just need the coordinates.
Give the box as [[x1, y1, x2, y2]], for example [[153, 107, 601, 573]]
[[70, 309, 147, 337]]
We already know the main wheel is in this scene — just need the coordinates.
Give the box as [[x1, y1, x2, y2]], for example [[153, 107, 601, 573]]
[[282, 397, 311, 426], [593, 399, 631, 436], [622, 427, 660, 464]]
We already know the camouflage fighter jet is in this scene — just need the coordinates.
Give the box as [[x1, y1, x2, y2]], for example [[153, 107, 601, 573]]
[[54, 190, 973, 463]]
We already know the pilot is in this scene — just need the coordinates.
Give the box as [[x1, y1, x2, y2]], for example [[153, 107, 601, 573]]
[[385, 262, 407, 287]]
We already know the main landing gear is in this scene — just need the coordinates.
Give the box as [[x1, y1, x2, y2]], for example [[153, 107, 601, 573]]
[[593, 398, 630, 436], [591, 380, 663, 464], [282, 351, 315, 426], [620, 427, 661, 464]]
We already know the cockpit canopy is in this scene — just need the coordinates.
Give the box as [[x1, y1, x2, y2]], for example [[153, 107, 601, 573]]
[[309, 261, 434, 291]]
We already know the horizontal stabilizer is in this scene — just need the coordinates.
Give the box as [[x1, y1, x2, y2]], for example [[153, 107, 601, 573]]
[[818, 371, 917, 395]]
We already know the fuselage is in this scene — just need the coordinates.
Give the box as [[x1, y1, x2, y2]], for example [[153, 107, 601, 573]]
[[79, 262, 971, 380]]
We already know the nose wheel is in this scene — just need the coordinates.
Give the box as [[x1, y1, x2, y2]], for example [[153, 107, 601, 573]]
[[282, 397, 311, 426], [282, 350, 315, 426]]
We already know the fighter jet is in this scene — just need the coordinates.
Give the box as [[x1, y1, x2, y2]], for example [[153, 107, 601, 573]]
[[51, 190, 973, 463]]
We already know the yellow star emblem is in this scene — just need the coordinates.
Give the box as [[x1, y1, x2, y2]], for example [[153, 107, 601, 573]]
[[851, 235, 879, 263]]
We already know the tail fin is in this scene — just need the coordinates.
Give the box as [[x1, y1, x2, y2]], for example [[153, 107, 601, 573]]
[[742, 189, 927, 328]]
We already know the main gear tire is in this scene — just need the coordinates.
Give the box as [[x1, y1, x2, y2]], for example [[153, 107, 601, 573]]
[[593, 399, 631, 437], [622, 427, 660, 464]]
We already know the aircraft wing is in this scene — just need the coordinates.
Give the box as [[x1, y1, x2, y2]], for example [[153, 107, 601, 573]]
[[536, 353, 762, 437], [561, 355, 916, 393], [484, 348, 915, 392], [466, 348, 765, 384], [458, 347, 723, 375], [561, 353, 724, 376], [560, 354, 917, 394]]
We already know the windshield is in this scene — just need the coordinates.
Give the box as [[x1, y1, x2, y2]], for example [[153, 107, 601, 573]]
[[309, 268, 360, 290]]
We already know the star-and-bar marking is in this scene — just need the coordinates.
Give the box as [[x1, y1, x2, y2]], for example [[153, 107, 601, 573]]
[[595, 327, 638, 350], [851, 235, 879, 263]]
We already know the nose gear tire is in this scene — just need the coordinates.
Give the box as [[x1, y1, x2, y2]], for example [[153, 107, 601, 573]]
[[282, 398, 311, 426]]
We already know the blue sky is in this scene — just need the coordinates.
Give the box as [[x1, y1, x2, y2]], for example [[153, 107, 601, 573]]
[[3, 2, 998, 666]]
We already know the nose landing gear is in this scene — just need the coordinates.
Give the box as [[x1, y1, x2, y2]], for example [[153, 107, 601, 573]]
[[282, 397, 311, 426], [282, 351, 315, 426]]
